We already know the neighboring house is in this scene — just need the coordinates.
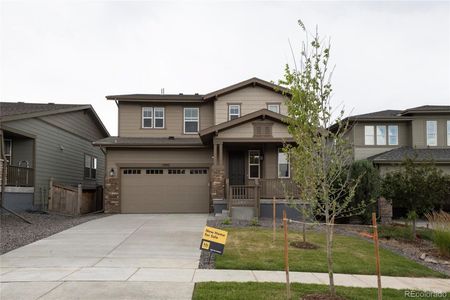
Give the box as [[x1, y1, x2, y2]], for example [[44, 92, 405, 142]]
[[95, 78, 299, 217], [0, 102, 109, 211], [341, 105, 450, 175]]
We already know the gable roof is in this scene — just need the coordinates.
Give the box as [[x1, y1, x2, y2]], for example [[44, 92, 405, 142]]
[[105, 78, 290, 103], [369, 146, 450, 164], [203, 77, 290, 100], [199, 108, 289, 143], [400, 105, 450, 115], [0, 102, 110, 137]]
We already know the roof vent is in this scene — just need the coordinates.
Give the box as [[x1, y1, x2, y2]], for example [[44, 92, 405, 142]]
[[48, 102, 55, 105], [168, 136, 175, 140], [161, 88, 165, 95], [195, 93, 199, 95], [179, 93, 183, 95]]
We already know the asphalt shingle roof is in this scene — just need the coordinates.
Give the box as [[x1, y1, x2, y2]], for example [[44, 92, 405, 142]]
[[369, 146, 450, 163], [93, 136, 204, 147], [0, 102, 86, 118]]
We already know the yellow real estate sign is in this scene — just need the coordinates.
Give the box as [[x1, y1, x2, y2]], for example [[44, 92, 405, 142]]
[[200, 226, 228, 255]]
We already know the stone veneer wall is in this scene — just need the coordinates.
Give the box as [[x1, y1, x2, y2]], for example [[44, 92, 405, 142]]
[[104, 176, 120, 213], [210, 165, 225, 212], [378, 197, 393, 224]]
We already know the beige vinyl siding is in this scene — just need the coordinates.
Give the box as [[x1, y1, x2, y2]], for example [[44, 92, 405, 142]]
[[214, 86, 288, 125], [40, 109, 106, 141], [118, 102, 214, 137], [217, 121, 290, 139], [4, 118, 105, 206], [411, 116, 449, 147], [106, 148, 213, 171]]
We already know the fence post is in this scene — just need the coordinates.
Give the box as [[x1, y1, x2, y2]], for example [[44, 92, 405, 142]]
[[273, 196, 276, 243], [372, 212, 382, 300], [77, 184, 82, 215], [48, 177, 53, 211], [283, 209, 291, 299]]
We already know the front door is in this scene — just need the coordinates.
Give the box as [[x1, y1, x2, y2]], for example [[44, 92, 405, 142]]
[[228, 151, 245, 185]]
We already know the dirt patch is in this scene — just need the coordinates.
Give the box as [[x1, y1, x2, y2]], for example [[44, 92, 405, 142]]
[[302, 293, 346, 300], [0, 211, 106, 254], [290, 240, 319, 249]]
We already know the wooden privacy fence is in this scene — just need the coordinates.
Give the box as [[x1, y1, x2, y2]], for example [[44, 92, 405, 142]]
[[48, 179, 100, 215]]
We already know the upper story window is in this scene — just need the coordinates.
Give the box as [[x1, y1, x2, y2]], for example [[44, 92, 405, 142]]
[[228, 104, 241, 120], [364, 126, 375, 145], [184, 107, 199, 134], [426, 120, 437, 146], [388, 125, 398, 145], [376, 126, 386, 145], [248, 150, 260, 179], [278, 148, 290, 178], [267, 104, 280, 113], [84, 154, 97, 179], [142, 107, 164, 129], [447, 121, 450, 146]]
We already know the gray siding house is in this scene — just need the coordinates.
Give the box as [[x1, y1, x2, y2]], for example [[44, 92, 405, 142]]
[[341, 105, 450, 174], [0, 102, 109, 211]]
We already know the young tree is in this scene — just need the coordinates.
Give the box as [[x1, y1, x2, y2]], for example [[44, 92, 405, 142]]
[[381, 157, 450, 238], [281, 21, 363, 296]]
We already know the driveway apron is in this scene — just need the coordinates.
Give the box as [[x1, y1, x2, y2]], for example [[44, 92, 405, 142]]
[[0, 214, 208, 299]]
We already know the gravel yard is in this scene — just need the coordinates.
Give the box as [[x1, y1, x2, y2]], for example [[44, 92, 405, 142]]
[[0, 211, 106, 254]]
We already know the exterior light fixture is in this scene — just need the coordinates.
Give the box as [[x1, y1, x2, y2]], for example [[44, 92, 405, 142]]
[[109, 168, 116, 177]]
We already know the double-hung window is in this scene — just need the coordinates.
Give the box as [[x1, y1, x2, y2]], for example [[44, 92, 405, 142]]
[[447, 121, 450, 146], [364, 126, 375, 145], [228, 104, 240, 120], [426, 120, 437, 146], [184, 108, 199, 134], [248, 150, 260, 179], [278, 148, 290, 178], [376, 126, 386, 145], [267, 104, 280, 113], [142, 107, 164, 128], [388, 125, 398, 145], [84, 154, 97, 179]]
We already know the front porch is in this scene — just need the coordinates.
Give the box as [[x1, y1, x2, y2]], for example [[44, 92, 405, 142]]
[[210, 141, 301, 219]]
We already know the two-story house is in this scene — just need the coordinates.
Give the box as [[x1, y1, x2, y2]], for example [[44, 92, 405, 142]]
[[94, 78, 299, 217], [342, 105, 450, 175]]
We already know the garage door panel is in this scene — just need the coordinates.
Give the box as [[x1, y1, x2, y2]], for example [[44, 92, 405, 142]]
[[121, 168, 209, 213]]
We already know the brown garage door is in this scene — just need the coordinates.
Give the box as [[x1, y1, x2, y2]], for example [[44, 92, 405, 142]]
[[121, 168, 210, 213]]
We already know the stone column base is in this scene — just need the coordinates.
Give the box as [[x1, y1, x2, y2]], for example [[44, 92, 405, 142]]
[[378, 197, 392, 224], [104, 176, 120, 213]]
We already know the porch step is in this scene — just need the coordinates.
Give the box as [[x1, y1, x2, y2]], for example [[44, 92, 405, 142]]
[[231, 207, 256, 221]]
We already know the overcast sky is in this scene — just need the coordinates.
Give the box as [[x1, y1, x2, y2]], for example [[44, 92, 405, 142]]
[[1, 1, 449, 135]]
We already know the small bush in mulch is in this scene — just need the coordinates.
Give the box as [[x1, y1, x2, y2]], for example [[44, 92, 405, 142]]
[[301, 293, 346, 300], [290, 240, 319, 249]]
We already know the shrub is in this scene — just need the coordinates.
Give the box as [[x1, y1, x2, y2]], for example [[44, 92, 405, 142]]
[[425, 211, 450, 257], [222, 217, 232, 225], [250, 217, 260, 227]]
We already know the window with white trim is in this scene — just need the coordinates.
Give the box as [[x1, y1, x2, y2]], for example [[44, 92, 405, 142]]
[[184, 108, 199, 133], [154, 107, 165, 128], [84, 154, 97, 179], [228, 104, 241, 120], [388, 125, 398, 145], [278, 148, 290, 178], [364, 126, 374, 145], [376, 126, 386, 145], [248, 150, 260, 179], [267, 104, 280, 113], [426, 120, 437, 146], [447, 121, 450, 146], [142, 107, 164, 128]]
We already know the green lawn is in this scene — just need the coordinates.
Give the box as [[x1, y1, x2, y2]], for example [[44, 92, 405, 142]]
[[215, 227, 445, 278], [193, 282, 442, 300]]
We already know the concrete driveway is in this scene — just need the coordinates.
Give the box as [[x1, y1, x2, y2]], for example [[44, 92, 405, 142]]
[[0, 214, 208, 299]]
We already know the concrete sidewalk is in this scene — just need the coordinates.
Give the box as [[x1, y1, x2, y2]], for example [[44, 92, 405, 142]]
[[1, 268, 449, 299]]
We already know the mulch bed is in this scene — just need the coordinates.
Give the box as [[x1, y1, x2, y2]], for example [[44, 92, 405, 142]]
[[290, 240, 319, 249], [0, 210, 106, 254]]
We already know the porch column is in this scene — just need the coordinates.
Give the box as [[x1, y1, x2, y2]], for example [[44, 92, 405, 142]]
[[218, 142, 224, 166], [210, 141, 225, 213]]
